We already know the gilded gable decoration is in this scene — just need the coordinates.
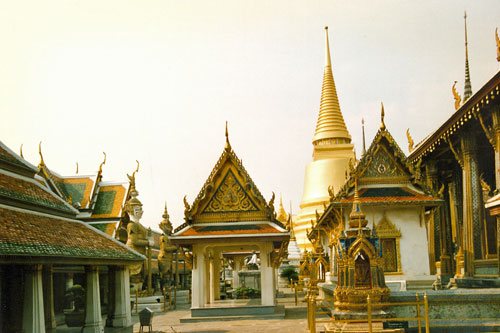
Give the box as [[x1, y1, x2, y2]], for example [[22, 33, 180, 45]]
[[202, 170, 259, 213], [375, 213, 401, 238], [181, 126, 278, 226]]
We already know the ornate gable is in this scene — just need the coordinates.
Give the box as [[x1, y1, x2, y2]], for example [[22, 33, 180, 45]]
[[183, 138, 274, 224], [358, 130, 410, 182], [375, 214, 401, 238], [202, 169, 259, 214], [360, 143, 406, 180], [334, 126, 428, 201]]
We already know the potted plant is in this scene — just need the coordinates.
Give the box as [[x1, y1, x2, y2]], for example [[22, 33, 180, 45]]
[[63, 285, 85, 327]]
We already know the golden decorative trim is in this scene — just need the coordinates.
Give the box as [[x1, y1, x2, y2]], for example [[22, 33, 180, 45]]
[[452, 81, 462, 111], [473, 108, 496, 150], [446, 138, 464, 169], [406, 128, 414, 152]]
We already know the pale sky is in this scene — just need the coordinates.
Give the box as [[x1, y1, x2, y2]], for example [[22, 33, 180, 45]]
[[2, 1, 500, 231]]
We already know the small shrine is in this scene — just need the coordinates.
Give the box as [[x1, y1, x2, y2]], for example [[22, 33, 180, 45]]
[[333, 178, 391, 319]]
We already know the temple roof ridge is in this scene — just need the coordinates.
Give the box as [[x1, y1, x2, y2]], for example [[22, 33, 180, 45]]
[[312, 26, 351, 144]]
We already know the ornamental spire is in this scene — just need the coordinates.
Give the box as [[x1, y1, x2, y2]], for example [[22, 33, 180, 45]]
[[313, 26, 351, 144], [348, 175, 367, 229], [225, 121, 231, 151], [463, 12, 472, 102], [362, 119, 366, 155]]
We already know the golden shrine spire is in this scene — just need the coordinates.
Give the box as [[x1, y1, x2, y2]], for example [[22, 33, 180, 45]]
[[463, 11, 472, 101], [313, 26, 351, 144], [348, 175, 367, 229], [277, 194, 288, 224]]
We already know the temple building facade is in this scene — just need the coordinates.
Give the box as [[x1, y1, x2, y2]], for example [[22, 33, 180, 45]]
[[409, 71, 500, 285], [295, 27, 355, 251]]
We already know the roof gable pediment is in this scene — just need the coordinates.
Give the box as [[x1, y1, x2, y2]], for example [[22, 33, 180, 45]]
[[184, 146, 272, 224], [359, 139, 408, 181], [334, 128, 434, 201]]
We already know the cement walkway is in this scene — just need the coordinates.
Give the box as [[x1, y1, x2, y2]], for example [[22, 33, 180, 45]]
[[133, 291, 309, 333]]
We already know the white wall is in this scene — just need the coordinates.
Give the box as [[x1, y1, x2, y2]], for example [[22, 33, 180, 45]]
[[343, 206, 431, 278]]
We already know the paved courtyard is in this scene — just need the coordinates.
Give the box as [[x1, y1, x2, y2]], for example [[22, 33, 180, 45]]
[[132, 292, 309, 333]]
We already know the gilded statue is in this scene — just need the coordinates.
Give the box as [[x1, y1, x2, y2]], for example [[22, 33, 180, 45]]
[[125, 167, 149, 277]]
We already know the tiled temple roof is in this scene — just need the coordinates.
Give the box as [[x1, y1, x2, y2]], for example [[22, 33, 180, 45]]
[[0, 205, 144, 262], [0, 171, 77, 215], [336, 187, 439, 205]]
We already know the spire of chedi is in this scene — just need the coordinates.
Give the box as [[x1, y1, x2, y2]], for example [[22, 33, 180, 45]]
[[313, 27, 351, 145], [294, 27, 355, 251]]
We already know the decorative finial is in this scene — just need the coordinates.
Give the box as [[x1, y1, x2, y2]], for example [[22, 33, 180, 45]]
[[20, 144, 23, 159], [38, 141, 45, 167], [495, 28, 500, 62], [406, 128, 414, 153], [126, 160, 140, 191], [160, 201, 173, 235], [380, 102, 386, 130], [225, 121, 231, 150], [76, 162, 79, 174], [98, 152, 106, 174], [324, 26, 331, 67], [463, 11, 472, 101], [452, 81, 462, 110], [362, 118, 366, 155]]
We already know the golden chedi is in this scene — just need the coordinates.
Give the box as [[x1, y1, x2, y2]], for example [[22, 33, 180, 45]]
[[295, 27, 355, 251]]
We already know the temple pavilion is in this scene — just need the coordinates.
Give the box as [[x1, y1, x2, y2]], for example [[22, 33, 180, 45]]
[[170, 127, 289, 317], [0, 140, 144, 332]]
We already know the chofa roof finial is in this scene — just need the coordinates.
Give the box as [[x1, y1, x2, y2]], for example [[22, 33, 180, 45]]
[[380, 102, 386, 130], [225, 121, 231, 150]]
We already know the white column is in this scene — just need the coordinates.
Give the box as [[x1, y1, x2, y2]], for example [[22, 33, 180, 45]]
[[42, 265, 56, 332], [83, 266, 104, 333], [191, 244, 206, 308], [112, 267, 131, 328], [22, 264, 45, 333], [213, 251, 221, 300], [208, 251, 215, 303], [260, 243, 275, 306], [233, 257, 241, 289]]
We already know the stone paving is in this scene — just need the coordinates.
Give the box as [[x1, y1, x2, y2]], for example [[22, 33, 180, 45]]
[[133, 291, 309, 333]]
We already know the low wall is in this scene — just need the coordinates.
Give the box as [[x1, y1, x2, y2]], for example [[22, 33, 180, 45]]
[[319, 284, 500, 320]]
